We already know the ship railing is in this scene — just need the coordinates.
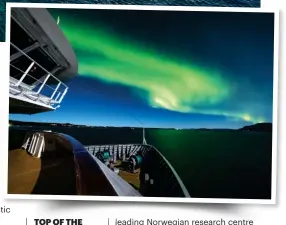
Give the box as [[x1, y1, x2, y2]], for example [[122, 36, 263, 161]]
[[85, 144, 156, 164], [20, 131, 141, 196], [9, 42, 68, 109], [19, 130, 190, 197], [22, 132, 45, 158], [85, 143, 191, 197], [85, 144, 148, 160]]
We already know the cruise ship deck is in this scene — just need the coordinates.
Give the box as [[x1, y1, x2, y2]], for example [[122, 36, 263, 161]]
[[8, 8, 190, 198], [8, 148, 76, 195]]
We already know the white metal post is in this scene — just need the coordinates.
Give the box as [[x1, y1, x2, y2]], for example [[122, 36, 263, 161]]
[[143, 128, 147, 145], [51, 82, 61, 99], [36, 136, 45, 158], [27, 135, 34, 154], [29, 134, 37, 155], [118, 147, 121, 159], [15, 62, 35, 86], [32, 134, 40, 155], [123, 149, 126, 161], [21, 132, 30, 149], [58, 87, 68, 103], [113, 149, 117, 163], [36, 74, 51, 94], [55, 92, 61, 102]]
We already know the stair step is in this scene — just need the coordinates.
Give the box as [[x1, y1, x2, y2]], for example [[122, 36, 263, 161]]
[[9, 85, 21, 95], [23, 92, 39, 101]]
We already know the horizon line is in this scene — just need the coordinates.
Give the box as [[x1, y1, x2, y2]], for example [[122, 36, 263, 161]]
[[9, 119, 272, 130]]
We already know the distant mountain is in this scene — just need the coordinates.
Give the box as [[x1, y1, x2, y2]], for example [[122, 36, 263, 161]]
[[194, 128, 234, 131], [238, 123, 272, 132], [9, 120, 85, 127], [9, 120, 272, 132]]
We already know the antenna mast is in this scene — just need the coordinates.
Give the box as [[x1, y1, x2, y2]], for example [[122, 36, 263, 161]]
[[142, 127, 147, 145]]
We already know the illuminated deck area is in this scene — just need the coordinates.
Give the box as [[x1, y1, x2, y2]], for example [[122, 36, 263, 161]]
[[111, 160, 140, 190]]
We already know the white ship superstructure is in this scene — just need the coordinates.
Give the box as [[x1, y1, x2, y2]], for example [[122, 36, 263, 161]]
[[9, 8, 78, 114]]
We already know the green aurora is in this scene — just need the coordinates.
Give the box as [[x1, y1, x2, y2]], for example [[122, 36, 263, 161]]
[[52, 12, 269, 124]]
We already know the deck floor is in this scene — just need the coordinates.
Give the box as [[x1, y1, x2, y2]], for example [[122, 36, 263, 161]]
[[8, 149, 77, 195], [111, 160, 140, 190], [8, 149, 41, 194]]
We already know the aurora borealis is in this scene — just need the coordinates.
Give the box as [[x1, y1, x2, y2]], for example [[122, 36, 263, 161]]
[[10, 9, 275, 129], [58, 14, 231, 114]]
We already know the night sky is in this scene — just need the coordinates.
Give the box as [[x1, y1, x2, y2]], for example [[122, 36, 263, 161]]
[[9, 9, 275, 129]]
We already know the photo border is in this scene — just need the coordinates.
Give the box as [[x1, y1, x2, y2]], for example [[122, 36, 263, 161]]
[[4, 2, 280, 205]]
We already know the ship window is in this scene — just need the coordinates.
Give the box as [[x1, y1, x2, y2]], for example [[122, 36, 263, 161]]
[[10, 47, 58, 86], [10, 54, 34, 80], [10, 54, 47, 86], [10, 18, 35, 54], [27, 47, 58, 72]]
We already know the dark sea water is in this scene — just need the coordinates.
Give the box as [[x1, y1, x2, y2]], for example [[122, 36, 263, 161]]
[[9, 126, 272, 199], [1, 0, 260, 41]]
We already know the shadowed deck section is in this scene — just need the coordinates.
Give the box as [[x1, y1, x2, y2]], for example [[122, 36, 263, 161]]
[[8, 149, 41, 194], [8, 131, 141, 196], [8, 147, 77, 195], [8, 132, 79, 195]]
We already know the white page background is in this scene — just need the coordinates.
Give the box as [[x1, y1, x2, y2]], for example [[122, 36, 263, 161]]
[[0, 0, 285, 224]]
